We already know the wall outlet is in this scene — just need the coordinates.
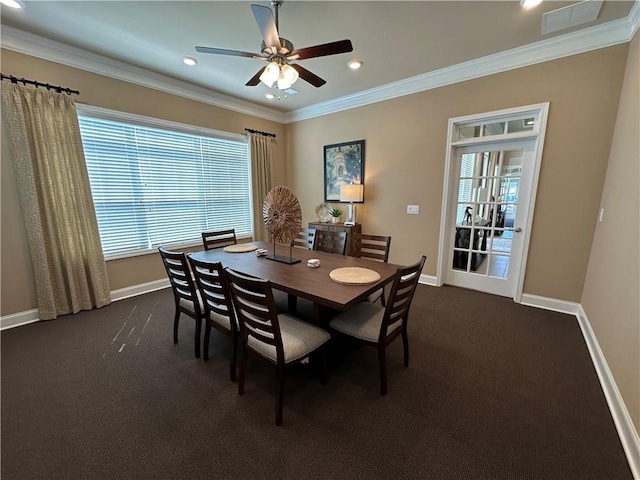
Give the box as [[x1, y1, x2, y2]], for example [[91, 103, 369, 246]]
[[407, 205, 419, 214]]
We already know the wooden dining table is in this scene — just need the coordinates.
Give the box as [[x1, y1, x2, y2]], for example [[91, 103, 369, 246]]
[[188, 241, 400, 322]]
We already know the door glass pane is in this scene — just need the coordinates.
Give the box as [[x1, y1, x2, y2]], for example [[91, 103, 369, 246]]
[[483, 122, 505, 136], [507, 118, 535, 133], [458, 125, 481, 140], [487, 254, 510, 278], [453, 148, 523, 278], [489, 233, 511, 253], [458, 179, 474, 202]]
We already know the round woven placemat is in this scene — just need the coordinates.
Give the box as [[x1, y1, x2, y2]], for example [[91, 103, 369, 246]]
[[329, 267, 381, 285], [223, 244, 258, 253]]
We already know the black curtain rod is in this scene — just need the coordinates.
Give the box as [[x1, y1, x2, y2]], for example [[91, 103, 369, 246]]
[[1, 73, 80, 96], [245, 128, 276, 138]]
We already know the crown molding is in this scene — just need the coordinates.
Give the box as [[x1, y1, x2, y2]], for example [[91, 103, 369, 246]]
[[0, 25, 287, 124], [2, 3, 638, 126], [630, 0, 640, 38], [284, 9, 639, 123]]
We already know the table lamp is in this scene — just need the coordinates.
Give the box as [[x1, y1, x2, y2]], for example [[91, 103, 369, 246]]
[[340, 184, 364, 226]]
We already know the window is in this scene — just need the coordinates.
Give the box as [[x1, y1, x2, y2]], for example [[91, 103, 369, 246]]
[[455, 117, 536, 141], [77, 106, 252, 259]]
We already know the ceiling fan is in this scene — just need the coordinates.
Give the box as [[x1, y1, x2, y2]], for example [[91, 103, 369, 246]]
[[195, 0, 353, 90]]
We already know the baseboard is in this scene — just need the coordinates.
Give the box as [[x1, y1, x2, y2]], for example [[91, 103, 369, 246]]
[[0, 308, 40, 330], [0, 278, 171, 331], [520, 293, 580, 315], [576, 305, 640, 479], [110, 278, 170, 301], [419, 274, 438, 286]]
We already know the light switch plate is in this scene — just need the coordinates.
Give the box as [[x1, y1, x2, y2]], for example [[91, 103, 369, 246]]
[[407, 205, 419, 214]]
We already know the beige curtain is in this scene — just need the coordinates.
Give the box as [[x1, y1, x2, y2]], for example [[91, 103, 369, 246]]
[[1, 84, 111, 320], [249, 133, 273, 241]]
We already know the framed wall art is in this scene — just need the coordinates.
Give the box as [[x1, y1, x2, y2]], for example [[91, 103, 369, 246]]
[[323, 140, 365, 202]]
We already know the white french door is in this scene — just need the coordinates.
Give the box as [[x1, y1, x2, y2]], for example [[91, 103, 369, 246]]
[[437, 103, 549, 301]]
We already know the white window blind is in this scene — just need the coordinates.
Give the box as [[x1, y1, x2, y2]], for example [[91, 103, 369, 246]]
[[457, 153, 475, 224], [77, 108, 252, 259]]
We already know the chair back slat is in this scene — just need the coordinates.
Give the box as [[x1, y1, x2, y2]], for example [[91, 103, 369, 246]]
[[234, 296, 274, 338], [188, 257, 236, 327], [357, 234, 391, 262], [315, 230, 348, 255], [202, 229, 237, 250], [159, 247, 199, 306], [291, 228, 317, 250], [225, 268, 284, 362], [381, 256, 426, 338]]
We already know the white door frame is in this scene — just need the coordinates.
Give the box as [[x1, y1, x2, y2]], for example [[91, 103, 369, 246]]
[[436, 102, 550, 302]]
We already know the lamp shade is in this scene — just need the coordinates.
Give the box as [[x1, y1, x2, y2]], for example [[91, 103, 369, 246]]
[[281, 64, 299, 85], [259, 62, 280, 88], [340, 184, 364, 203]]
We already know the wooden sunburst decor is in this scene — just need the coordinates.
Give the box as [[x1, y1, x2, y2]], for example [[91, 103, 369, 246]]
[[262, 185, 303, 264]]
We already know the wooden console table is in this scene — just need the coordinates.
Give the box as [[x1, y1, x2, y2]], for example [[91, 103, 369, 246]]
[[309, 222, 361, 257]]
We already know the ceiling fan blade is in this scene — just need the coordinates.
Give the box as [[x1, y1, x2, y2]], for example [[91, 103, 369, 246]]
[[289, 39, 353, 60], [246, 67, 266, 87], [250, 4, 281, 53], [195, 46, 257, 58], [291, 64, 326, 88]]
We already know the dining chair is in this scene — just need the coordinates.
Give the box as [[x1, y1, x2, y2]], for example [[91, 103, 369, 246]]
[[188, 255, 239, 381], [356, 233, 392, 306], [225, 267, 331, 426], [328, 255, 426, 396], [291, 228, 317, 250], [158, 247, 205, 359], [315, 229, 347, 255], [202, 229, 237, 250]]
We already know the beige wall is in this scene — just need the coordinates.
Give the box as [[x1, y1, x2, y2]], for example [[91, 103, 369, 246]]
[[581, 32, 640, 431], [286, 45, 629, 301], [0, 45, 631, 311], [1, 49, 287, 315]]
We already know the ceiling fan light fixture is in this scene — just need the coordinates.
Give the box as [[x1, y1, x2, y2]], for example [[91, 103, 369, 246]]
[[260, 61, 280, 87], [520, 0, 543, 9], [277, 72, 292, 90], [281, 64, 299, 85], [0, 0, 25, 9], [197, 2, 351, 90]]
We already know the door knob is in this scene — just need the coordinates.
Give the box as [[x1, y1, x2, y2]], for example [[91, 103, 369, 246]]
[[514, 227, 522, 233]]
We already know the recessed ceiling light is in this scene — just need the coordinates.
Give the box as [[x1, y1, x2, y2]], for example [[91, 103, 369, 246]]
[[348, 60, 363, 70], [0, 0, 25, 8], [265, 93, 276, 100], [182, 57, 197, 66], [520, 0, 543, 9]]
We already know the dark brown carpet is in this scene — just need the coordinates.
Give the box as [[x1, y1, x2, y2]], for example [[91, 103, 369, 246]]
[[1, 285, 632, 479]]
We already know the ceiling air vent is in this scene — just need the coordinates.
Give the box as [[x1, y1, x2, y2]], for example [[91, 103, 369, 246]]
[[542, 0, 603, 34]]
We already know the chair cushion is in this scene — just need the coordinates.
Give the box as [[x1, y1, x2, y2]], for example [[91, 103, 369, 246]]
[[329, 302, 400, 343], [209, 310, 238, 331], [367, 288, 383, 304], [248, 314, 331, 364], [179, 291, 203, 315]]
